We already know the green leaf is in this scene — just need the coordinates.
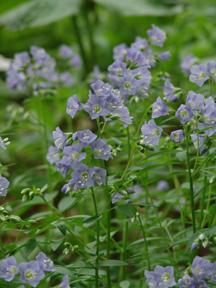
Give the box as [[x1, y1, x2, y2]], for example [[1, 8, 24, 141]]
[[100, 260, 128, 267], [0, 0, 81, 29], [58, 196, 77, 212], [94, 0, 182, 16]]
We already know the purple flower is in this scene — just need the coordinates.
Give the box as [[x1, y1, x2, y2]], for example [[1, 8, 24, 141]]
[[186, 91, 205, 113], [36, 252, 54, 272], [19, 261, 44, 287], [60, 144, 86, 171], [202, 97, 216, 125], [124, 48, 150, 68], [131, 37, 155, 67], [147, 25, 166, 47], [0, 256, 19, 282], [113, 44, 128, 60], [68, 164, 95, 191], [159, 51, 171, 61], [91, 139, 112, 160], [84, 92, 109, 119], [70, 54, 81, 68], [91, 167, 106, 186], [0, 176, 9, 197], [73, 129, 97, 146], [59, 45, 73, 59], [175, 104, 193, 124], [141, 119, 162, 147], [163, 79, 178, 102], [178, 274, 208, 288], [191, 134, 206, 153], [108, 60, 127, 86], [192, 256, 211, 280], [60, 274, 70, 288], [157, 180, 169, 191], [58, 72, 73, 86], [47, 146, 60, 165], [181, 55, 197, 74], [53, 127, 67, 150], [145, 265, 176, 288], [170, 129, 184, 143], [131, 37, 149, 53], [152, 97, 168, 118], [66, 95, 82, 118], [112, 192, 124, 204], [207, 60, 216, 81], [189, 64, 209, 87]]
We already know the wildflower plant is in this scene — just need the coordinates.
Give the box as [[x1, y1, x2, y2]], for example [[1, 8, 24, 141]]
[[0, 20, 216, 288]]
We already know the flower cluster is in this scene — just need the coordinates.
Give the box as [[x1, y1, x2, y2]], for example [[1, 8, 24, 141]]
[[58, 44, 81, 69], [48, 125, 112, 192], [141, 84, 216, 152], [145, 256, 216, 288], [0, 252, 69, 287], [181, 55, 216, 87], [107, 25, 169, 100], [7, 45, 80, 94], [66, 81, 132, 127]]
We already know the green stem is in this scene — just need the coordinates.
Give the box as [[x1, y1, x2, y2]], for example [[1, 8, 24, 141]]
[[104, 161, 111, 288], [185, 129, 196, 233], [71, 16, 89, 76], [137, 214, 151, 270], [91, 188, 100, 288], [119, 220, 129, 280], [83, 0, 96, 69]]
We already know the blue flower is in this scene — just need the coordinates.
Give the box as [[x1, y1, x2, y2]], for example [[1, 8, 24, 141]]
[[147, 25, 166, 47], [178, 274, 208, 288], [59, 274, 70, 288], [186, 91, 205, 113], [84, 92, 109, 119], [207, 60, 216, 81], [159, 51, 171, 61], [157, 180, 169, 191], [170, 130, 184, 143], [36, 252, 54, 272], [181, 55, 197, 75], [73, 129, 97, 146], [175, 104, 193, 124], [59, 45, 73, 58], [163, 79, 178, 102], [19, 261, 44, 287], [0, 256, 19, 282], [66, 95, 82, 118], [141, 119, 162, 147], [145, 265, 176, 288], [91, 139, 112, 161], [152, 97, 169, 118], [189, 64, 209, 87], [191, 134, 206, 153], [108, 60, 127, 86], [0, 176, 9, 197], [113, 44, 128, 60], [53, 127, 67, 150], [192, 256, 211, 280]]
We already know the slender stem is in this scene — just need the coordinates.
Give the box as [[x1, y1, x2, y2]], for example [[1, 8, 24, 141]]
[[83, 0, 96, 69], [71, 16, 89, 76], [137, 214, 151, 270], [185, 129, 196, 233], [104, 161, 111, 288], [119, 220, 129, 280], [91, 188, 99, 288]]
